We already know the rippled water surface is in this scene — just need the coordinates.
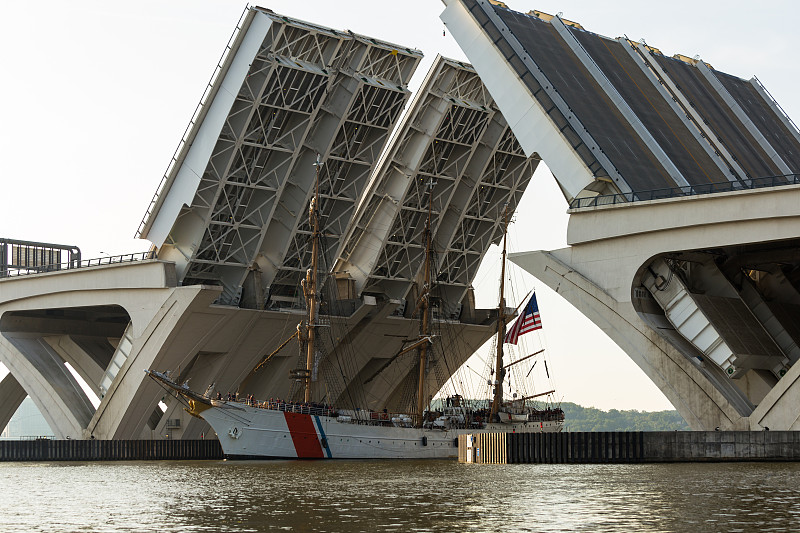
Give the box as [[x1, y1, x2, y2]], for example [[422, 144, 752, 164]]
[[2, 460, 800, 532]]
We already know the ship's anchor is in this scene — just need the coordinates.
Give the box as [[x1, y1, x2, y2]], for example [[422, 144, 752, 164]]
[[228, 426, 241, 439]]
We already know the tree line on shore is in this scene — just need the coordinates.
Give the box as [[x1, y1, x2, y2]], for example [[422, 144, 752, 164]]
[[557, 402, 689, 432]]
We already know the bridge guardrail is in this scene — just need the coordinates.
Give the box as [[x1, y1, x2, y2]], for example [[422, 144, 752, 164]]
[[134, 6, 251, 240], [1, 251, 157, 279], [570, 173, 800, 209]]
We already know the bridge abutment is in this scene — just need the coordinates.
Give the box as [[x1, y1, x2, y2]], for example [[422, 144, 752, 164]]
[[514, 249, 748, 430], [511, 187, 800, 430]]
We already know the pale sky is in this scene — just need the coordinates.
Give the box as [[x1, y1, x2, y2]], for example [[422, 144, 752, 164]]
[[1, 0, 797, 411]]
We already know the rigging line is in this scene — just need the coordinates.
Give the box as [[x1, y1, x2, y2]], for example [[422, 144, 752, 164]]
[[330, 337, 361, 410], [503, 348, 545, 370], [429, 316, 452, 387], [506, 258, 551, 395], [432, 321, 468, 400], [363, 339, 426, 385], [438, 336, 464, 398], [464, 364, 484, 379], [525, 360, 537, 378], [428, 288, 452, 383], [437, 287, 479, 398], [253, 330, 300, 372], [435, 325, 457, 397], [373, 361, 401, 391], [318, 235, 368, 411]]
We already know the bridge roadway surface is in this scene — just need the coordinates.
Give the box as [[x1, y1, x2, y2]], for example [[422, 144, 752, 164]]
[[442, 0, 800, 200]]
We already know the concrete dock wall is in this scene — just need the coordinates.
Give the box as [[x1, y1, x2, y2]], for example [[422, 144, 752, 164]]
[[459, 431, 800, 464], [0, 439, 223, 462]]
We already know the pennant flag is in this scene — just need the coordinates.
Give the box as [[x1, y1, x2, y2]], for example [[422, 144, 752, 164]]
[[504, 293, 542, 344]]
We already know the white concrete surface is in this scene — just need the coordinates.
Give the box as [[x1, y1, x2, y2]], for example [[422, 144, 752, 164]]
[[511, 186, 800, 430]]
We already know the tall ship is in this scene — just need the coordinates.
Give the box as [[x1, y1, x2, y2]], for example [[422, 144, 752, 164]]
[[148, 157, 563, 459]]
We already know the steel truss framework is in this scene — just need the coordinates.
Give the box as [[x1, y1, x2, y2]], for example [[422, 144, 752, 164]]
[[145, 8, 422, 307], [337, 56, 539, 315]]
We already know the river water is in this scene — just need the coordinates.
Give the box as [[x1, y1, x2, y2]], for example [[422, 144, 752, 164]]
[[1, 460, 799, 532]]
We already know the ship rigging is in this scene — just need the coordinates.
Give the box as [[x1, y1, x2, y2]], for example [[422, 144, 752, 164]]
[[146, 155, 563, 459]]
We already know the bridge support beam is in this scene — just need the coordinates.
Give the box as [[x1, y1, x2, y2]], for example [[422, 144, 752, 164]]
[[45, 335, 109, 397], [510, 185, 800, 430], [0, 372, 27, 433], [750, 359, 800, 430], [85, 285, 221, 440], [513, 250, 747, 430], [0, 335, 93, 439]]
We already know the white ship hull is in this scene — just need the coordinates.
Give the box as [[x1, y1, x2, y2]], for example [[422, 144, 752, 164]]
[[201, 403, 563, 459]]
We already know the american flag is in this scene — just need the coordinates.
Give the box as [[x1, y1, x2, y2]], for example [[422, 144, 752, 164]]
[[504, 293, 542, 344]]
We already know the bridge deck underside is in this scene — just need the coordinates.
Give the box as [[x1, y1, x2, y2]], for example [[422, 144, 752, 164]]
[[147, 8, 423, 308], [337, 56, 538, 309], [693, 294, 784, 363]]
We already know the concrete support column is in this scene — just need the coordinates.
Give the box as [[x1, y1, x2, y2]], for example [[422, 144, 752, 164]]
[[0, 335, 93, 439], [512, 250, 748, 430], [45, 335, 108, 396], [0, 372, 27, 432], [750, 360, 800, 430], [85, 286, 222, 440]]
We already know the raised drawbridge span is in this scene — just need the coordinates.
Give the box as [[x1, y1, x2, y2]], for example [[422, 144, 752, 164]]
[[0, 7, 536, 439], [5, 1, 800, 438], [442, 0, 800, 430]]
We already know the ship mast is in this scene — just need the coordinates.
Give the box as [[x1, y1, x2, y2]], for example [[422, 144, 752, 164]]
[[490, 203, 510, 421], [303, 154, 323, 404], [415, 180, 435, 427]]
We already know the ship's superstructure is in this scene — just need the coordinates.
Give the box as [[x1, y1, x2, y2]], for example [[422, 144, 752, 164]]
[[146, 193, 563, 459]]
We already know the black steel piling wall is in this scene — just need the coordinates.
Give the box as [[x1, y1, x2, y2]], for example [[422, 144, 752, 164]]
[[459, 431, 800, 464], [0, 439, 223, 462]]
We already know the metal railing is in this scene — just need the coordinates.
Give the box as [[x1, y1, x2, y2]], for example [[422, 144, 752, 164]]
[[1, 435, 55, 441], [570, 173, 800, 209], [753, 76, 800, 136], [238, 399, 336, 418], [134, 5, 251, 239], [1, 251, 157, 279]]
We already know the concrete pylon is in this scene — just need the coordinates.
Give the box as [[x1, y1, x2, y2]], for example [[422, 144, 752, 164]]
[[0, 372, 27, 433], [0, 260, 182, 439], [510, 186, 800, 430], [512, 250, 747, 430], [0, 335, 92, 439], [84, 285, 221, 439]]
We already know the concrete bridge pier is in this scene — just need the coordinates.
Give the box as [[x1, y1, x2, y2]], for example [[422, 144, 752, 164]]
[[517, 250, 749, 431], [0, 260, 200, 440], [0, 372, 28, 435], [511, 186, 800, 431], [0, 335, 94, 439]]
